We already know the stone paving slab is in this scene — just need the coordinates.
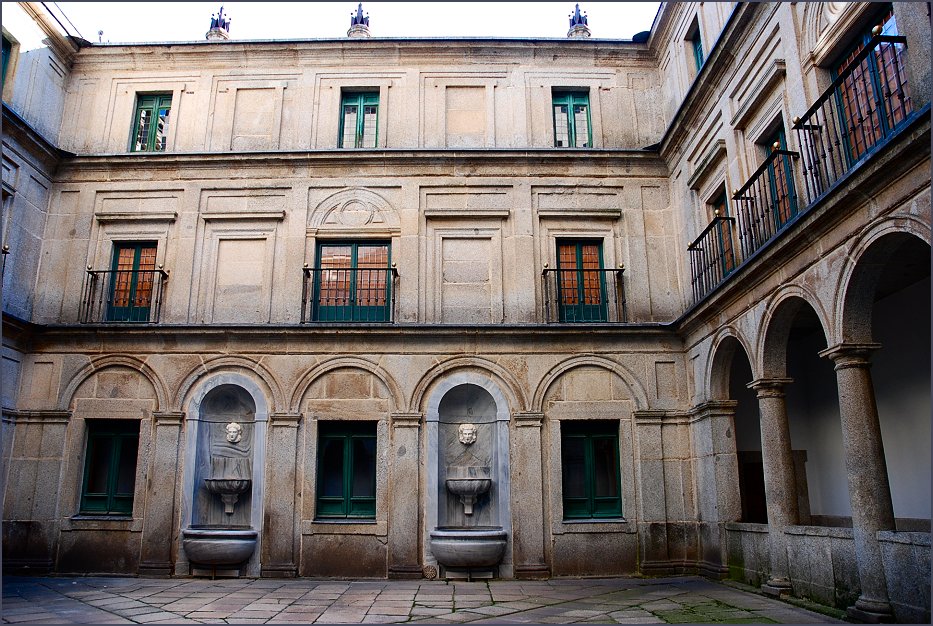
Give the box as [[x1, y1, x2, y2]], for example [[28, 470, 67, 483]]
[[3, 575, 845, 624]]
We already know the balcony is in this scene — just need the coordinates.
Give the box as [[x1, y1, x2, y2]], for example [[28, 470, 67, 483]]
[[793, 33, 911, 205], [688, 215, 737, 303], [541, 268, 627, 323], [80, 268, 169, 323], [689, 33, 917, 304], [301, 266, 399, 323]]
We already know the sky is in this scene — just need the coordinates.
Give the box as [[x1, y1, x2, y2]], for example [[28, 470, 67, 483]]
[[50, 2, 661, 43]]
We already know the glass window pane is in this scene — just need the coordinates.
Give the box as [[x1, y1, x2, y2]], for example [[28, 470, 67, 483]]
[[351, 437, 376, 498], [85, 436, 113, 494], [561, 436, 587, 499], [155, 106, 170, 151], [115, 435, 138, 496], [573, 104, 589, 147], [592, 436, 620, 498], [342, 105, 358, 148], [362, 105, 377, 148], [319, 437, 344, 497], [554, 104, 569, 147], [134, 108, 151, 151]]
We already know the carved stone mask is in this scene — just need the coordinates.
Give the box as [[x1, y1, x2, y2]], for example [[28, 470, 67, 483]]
[[458, 423, 477, 445], [224, 421, 243, 444]]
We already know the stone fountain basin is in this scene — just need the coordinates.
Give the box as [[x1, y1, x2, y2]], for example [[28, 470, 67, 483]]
[[430, 526, 507, 568], [204, 477, 251, 496], [182, 527, 257, 566], [445, 477, 491, 497]]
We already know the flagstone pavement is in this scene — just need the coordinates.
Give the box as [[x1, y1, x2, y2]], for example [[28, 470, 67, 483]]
[[3, 575, 846, 624]]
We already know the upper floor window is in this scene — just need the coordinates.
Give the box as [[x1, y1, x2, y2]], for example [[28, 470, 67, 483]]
[[340, 91, 379, 148], [556, 240, 607, 322], [80, 420, 139, 515], [561, 420, 622, 519], [711, 191, 736, 276], [690, 29, 704, 71], [833, 5, 911, 165], [108, 242, 158, 322], [760, 126, 798, 232], [1, 35, 11, 91], [552, 90, 591, 148], [316, 421, 377, 519], [311, 242, 391, 322], [131, 94, 171, 152]]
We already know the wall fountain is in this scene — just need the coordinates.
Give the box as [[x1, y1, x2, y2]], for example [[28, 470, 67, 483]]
[[181, 384, 260, 577], [426, 382, 511, 579]]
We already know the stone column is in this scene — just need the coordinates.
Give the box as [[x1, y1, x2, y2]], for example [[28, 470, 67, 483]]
[[510, 412, 549, 578], [747, 378, 798, 596], [139, 411, 184, 576], [260, 412, 301, 577], [387, 412, 423, 578], [820, 344, 895, 622]]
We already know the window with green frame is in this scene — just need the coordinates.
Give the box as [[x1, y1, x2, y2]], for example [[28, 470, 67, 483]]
[[131, 94, 172, 152], [711, 192, 736, 276], [552, 90, 591, 148], [691, 28, 704, 71], [316, 421, 377, 518], [561, 420, 623, 519], [312, 242, 391, 321], [761, 126, 797, 231], [2, 35, 12, 91], [107, 242, 157, 322], [556, 240, 607, 322], [339, 91, 379, 148], [832, 5, 910, 166], [80, 420, 140, 515]]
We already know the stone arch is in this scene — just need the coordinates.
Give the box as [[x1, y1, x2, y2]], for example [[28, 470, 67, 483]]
[[707, 327, 755, 401], [174, 356, 283, 414], [757, 286, 831, 379], [410, 356, 526, 415], [531, 355, 648, 413], [60, 354, 168, 411], [835, 217, 931, 345], [308, 187, 401, 232], [290, 356, 403, 414]]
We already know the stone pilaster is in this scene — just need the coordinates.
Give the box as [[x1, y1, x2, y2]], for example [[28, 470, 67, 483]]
[[260, 412, 301, 578], [387, 412, 423, 578], [747, 378, 797, 596], [510, 412, 549, 578], [633, 410, 668, 569], [139, 411, 184, 576], [820, 343, 895, 622]]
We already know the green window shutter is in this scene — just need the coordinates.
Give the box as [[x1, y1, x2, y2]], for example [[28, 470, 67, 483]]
[[313, 242, 391, 322], [80, 420, 140, 515], [339, 92, 379, 148], [316, 421, 377, 518], [692, 31, 704, 71], [556, 240, 607, 322], [561, 420, 622, 519], [552, 91, 591, 148], [131, 94, 172, 152]]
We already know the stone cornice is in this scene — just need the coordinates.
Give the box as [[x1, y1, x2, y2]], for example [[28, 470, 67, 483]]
[[55, 149, 667, 180], [1, 104, 70, 174]]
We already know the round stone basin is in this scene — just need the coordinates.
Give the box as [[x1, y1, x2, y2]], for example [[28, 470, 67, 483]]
[[429, 526, 508, 568], [182, 527, 257, 566], [446, 477, 491, 497], [204, 478, 251, 496]]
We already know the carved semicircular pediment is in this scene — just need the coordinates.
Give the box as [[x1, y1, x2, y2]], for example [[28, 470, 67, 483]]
[[309, 187, 400, 232]]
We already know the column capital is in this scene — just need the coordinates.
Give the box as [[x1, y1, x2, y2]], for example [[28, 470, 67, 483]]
[[819, 343, 881, 369], [747, 378, 793, 397], [691, 400, 738, 419], [152, 411, 185, 425], [2, 409, 71, 424], [390, 412, 423, 428], [513, 412, 544, 428], [270, 412, 302, 427]]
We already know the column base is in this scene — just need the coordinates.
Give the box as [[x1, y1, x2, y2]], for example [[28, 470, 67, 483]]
[[847, 597, 896, 623], [260, 564, 297, 578], [514, 563, 551, 579], [138, 561, 173, 577], [761, 577, 792, 599]]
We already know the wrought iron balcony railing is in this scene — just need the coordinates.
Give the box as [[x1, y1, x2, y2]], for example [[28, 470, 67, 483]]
[[793, 33, 911, 205], [80, 268, 169, 323], [688, 215, 738, 303], [732, 148, 801, 262], [301, 266, 399, 323], [541, 267, 627, 323]]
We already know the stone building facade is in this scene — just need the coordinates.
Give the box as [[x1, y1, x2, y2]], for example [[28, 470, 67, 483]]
[[1, 2, 929, 622]]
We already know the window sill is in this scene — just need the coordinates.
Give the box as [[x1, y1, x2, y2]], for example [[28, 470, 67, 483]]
[[301, 518, 387, 536], [553, 518, 635, 534], [62, 515, 143, 532]]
